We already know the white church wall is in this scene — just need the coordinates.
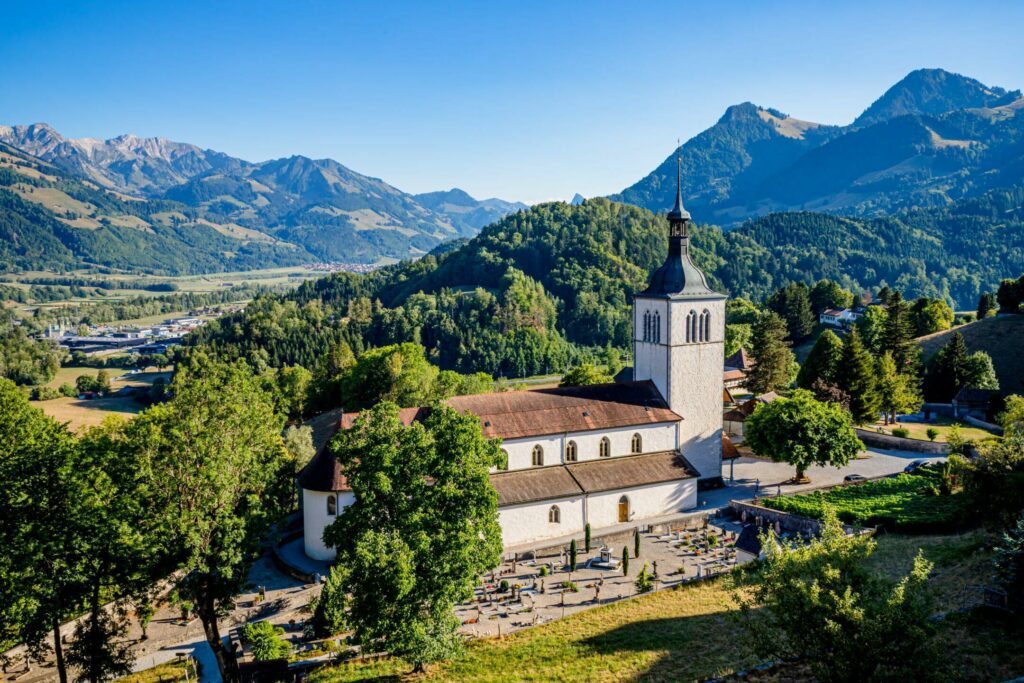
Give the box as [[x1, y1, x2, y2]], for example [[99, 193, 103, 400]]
[[302, 488, 355, 562], [633, 299, 670, 402], [586, 480, 697, 528], [566, 422, 677, 463], [498, 434, 563, 471], [498, 496, 585, 547]]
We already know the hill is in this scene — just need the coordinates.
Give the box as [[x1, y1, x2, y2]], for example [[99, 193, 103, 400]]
[[917, 315, 1024, 396], [614, 69, 1024, 224], [0, 124, 525, 265], [192, 194, 1024, 378], [0, 141, 310, 274]]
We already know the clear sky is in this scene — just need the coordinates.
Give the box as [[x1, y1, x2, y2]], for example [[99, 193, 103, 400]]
[[1, 1, 1022, 204]]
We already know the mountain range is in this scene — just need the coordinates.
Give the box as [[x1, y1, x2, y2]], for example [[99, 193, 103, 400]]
[[613, 68, 1024, 224], [0, 123, 525, 269]]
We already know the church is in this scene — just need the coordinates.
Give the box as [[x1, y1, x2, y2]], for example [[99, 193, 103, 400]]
[[298, 167, 726, 561]]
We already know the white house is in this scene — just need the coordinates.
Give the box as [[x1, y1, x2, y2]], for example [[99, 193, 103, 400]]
[[298, 160, 725, 561]]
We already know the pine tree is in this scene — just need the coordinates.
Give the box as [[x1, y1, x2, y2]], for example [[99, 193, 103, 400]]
[[767, 283, 815, 341], [923, 332, 970, 401], [976, 292, 996, 320], [837, 328, 880, 424], [797, 329, 843, 390], [747, 312, 796, 395], [569, 538, 578, 572], [880, 291, 916, 372]]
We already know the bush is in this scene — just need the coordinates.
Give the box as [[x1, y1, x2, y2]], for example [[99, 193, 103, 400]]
[[30, 386, 61, 401], [538, 565, 549, 577], [242, 621, 291, 661], [562, 581, 579, 593], [926, 428, 939, 442], [892, 428, 910, 439], [499, 579, 510, 592], [635, 564, 654, 593], [58, 382, 77, 397]]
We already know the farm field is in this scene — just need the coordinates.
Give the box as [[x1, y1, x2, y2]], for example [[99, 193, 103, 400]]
[[34, 368, 171, 430], [309, 531, 1020, 683]]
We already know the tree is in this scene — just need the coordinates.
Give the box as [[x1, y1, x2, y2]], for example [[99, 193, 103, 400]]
[[275, 364, 313, 421], [559, 364, 612, 387], [283, 424, 316, 473], [854, 305, 888, 354], [964, 351, 999, 391], [923, 333, 970, 401], [747, 312, 796, 395], [341, 343, 440, 410], [725, 297, 761, 325], [742, 508, 936, 683], [796, 329, 843, 391], [0, 379, 77, 682], [621, 547, 630, 576], [767, 283, 815, 341], [744, 390, 863, 483], [837, 328, 880, 424], [809, 279, 853, 314], [880, 291, 917, 372], [323, 402, 502, 672], [876, 352, 922, 425], [584, 523, 592, 553], [633, 528, 641, 558], [910, 297, 954, 337], [977, 292, 997, 320], [310, 566, 348, 638], [995, 513, 1024, 614], [131, 359, 290, 681], [634, 564, 654, 593], [724, 323, 752, 357], [926, 427, 939, 442], [569, 539, 578, 572], [997, 277, 1024, 314]]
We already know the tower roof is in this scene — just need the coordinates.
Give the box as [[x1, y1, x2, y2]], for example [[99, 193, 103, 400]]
[[639, 150, 721, 300]]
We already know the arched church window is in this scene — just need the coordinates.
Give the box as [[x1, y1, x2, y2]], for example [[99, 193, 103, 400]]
[[631, 432, 642, 454], [532, 445, 544, 467], [599, 436, 611, 458], [565, 440, 577, 462], [701, 309, 710, 342], [687, 310, 697, 343], [327, 494, 337, 516], [549, 505, 561, 523], [643, 310, 650, 342], [654, 311, 661, 343]]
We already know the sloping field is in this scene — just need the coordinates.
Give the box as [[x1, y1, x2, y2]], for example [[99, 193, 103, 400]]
[[918, 315, 1024, 396]]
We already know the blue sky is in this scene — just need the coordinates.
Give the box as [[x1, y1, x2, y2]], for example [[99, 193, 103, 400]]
[[1, 1, 1022, 204]]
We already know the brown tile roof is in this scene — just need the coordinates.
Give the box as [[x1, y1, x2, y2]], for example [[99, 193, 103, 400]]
[[724, 392, 782, 422], [490, 467, 584, 506], [725, 347, 754, 371], [722, 434, 741, 460], [340, 380, 680, 441], [723, 368, 746, 382], [296, 408, 350, 492], [565, 451, 698, 494]]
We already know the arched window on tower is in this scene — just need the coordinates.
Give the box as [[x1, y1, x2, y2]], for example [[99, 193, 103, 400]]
[[327, 495, 337, 516], [686, 310, 697, 343], [654, 311, 661, 343], [532, 445, 544, 467], [631, 432, 642, 454], [549, 505, 561, 523], [702, 309, 711, 342], [643, 310, 650, 342], [565, 440, 577, 463], [599, 436, 611, 458]]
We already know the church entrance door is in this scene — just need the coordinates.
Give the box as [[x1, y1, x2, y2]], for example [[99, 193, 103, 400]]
[[618, 496, 629, 523]]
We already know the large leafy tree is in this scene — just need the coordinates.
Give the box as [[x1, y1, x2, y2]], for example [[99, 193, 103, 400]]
[[323, 402, 503, 671], [341, 342, 440, 410], [796, 329, 843, 391], [747, 312, 796, 395], [910, 297, 954, 337], [559, 363, 613, 387], [131, 358, 290, 681], [809, 279, 853, 314], [876, 352, 922, 425], [742, 508, 936, 682], [745, 390, 862, 483], [837, 328, 880, 424]]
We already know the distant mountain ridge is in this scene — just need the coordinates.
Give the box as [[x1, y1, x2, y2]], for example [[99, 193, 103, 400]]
[[613, 68, 1024, 224], [0, 124, 525, 264]]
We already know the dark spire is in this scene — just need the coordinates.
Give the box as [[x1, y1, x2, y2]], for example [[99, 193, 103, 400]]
[[666, 143, 690, 225], [638, 142, 718, 299]]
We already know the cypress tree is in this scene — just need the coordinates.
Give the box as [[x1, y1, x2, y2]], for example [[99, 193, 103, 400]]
[[797, 329, 844, 390], [569, 538, 577, 572], [837, 328, 880, 424], [633, 528, 641, 558], [747, 312, 796, 395], [584, 523, 591, 553], [621, 546, 630, 576]]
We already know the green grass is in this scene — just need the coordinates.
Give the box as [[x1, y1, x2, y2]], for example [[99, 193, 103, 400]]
[[121, 660, 198, 682], [307, 531, 1021, 682], [762, 466, 971, 532], [876, 418, 995, 443]]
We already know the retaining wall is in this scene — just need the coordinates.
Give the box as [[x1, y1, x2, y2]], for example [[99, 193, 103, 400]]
[[855, 428, 949, 454]]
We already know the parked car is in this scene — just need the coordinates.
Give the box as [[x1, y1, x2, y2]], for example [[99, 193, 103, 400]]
[[843, 474, 866, 483], [904, 459, 927, 473]]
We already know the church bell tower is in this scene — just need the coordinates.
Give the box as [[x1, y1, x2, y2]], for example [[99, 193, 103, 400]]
[[632, 153, 726, 483]]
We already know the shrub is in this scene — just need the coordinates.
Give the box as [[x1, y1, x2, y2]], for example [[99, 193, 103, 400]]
[[538, 565, 549, 577], [926, 428, 939, 442], [707, 534, 719, 548], [562, 581, 579, 593], [29, 386, 61, 401], [635, 564, 654, 593], [58, 382, 77, 397], [892, 428, 910, 439], [499, 579, 510, 592], [242, 621, 291, 661]]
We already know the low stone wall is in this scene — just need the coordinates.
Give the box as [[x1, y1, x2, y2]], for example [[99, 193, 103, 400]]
[[964, 415, 1003, 435], [729, 499, 825, 535], [855, 428, 949, 454]]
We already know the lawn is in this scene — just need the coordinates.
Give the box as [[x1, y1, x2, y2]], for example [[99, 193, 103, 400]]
[[876, 418, 995, 443], [308, 531, 1021, 683], [122, 659, 199, 682], [762, 466, 972, 532]]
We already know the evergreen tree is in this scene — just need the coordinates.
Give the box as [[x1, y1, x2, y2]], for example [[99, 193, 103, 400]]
[[747, 312, 796, 395], [880, 291, 916, 372], [977, 292, 996, 320], [809, 279, 853, 315], [923, 333, 970, 402], [837, 328, 880, 424], [569, 539, 578, 572], [767, 283, 815, 341], [796, 329, 843, 390], [633, 528, 641, 558], [964, 351, 999, 391]]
